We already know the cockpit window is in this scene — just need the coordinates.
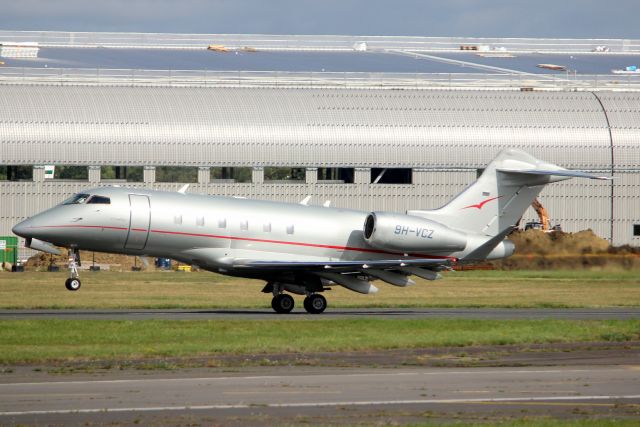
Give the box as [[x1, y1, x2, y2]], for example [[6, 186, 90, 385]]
[[62, 193, 91, 205], [87, 195, 111, 204]]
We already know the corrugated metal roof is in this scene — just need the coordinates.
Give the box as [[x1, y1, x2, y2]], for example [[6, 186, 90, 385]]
[[2, 85, 635, 170]]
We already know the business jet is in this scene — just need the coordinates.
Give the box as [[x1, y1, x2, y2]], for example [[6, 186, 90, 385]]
[[12, 149, 608, 314]]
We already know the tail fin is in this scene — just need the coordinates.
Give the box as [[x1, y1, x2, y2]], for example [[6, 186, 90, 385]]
[[408, 149, 609, 236]]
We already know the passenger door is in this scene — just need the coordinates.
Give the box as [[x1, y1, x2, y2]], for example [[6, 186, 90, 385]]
[[125, 194, 151, 250]]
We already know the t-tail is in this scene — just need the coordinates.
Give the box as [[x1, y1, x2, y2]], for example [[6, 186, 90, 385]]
[[408, 149, 610, 260]]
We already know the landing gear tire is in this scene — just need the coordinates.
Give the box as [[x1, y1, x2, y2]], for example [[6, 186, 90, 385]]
[[271, 294, 295, 314], [65, 278, 81, 291], [303, 294, 327, 314], [65, 248, 81, 291]]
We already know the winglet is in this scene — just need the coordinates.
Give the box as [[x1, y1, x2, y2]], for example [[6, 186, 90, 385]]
[[178, 184, 190, 194]]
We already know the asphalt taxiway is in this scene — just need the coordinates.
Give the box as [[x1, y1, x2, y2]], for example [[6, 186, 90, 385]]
[[1, 307, 638, 320], [1, 365, 639, 425]]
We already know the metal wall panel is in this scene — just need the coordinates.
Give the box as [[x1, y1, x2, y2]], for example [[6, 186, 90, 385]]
[[595, 93, 640, 171], [612, 173, 640, 245], [0, 85, 617, 170], [3, 84, 640, 249]]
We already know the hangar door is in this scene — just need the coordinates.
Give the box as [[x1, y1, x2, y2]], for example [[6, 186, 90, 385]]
[[125, 195, 151, 250]]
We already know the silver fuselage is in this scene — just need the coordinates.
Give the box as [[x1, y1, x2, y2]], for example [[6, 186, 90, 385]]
[[13, 187, 457, 279]]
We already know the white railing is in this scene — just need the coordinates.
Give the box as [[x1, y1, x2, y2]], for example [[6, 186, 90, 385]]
[[0, 31, 639, 53]]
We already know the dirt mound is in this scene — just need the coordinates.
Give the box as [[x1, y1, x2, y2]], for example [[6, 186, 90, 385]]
[[24, 250, 148, 272], [490, 229, 640, 270], [508, 229, 610, 255]]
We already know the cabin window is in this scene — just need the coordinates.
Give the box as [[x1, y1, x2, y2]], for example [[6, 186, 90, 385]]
[[87, 196, 111, 204], [62, 193, 91, 205], [286, 225, 294, 235], [218, 219, 226, 228], [240, 220, 248, 231], [196, 216, 205, 227], [263, 223, 271, 232]]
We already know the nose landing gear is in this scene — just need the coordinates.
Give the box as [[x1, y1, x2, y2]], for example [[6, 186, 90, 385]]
[[65, 248, 81, 291]]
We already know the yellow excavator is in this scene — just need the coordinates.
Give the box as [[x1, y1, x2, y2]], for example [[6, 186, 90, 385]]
[[525, 198, 561, 231], [531, 198, 550, 230]]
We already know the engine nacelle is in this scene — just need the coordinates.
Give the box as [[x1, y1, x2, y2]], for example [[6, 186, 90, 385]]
[[363, 212, 467, 253]]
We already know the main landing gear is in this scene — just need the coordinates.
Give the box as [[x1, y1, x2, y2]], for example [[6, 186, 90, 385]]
[[64, 248, 81, 291], [267, 282, 328, 314], [271, 294, 295, 314], [303, 294, 327, 314]]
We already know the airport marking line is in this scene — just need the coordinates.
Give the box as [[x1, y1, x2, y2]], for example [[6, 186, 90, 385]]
[[1, 395, 640, 416], [0, 368, 599, 387]]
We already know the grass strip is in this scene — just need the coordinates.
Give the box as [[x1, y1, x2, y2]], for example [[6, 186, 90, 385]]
[[0, 319, 638, 364], [1, 270, 639, 309], [409, 420, 640, 427]]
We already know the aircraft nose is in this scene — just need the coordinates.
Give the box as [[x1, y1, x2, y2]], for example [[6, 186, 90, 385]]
[[12, 218, 34, 238]]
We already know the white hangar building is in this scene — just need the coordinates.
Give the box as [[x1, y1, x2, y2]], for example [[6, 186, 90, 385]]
[[1, 81, 639, 253]]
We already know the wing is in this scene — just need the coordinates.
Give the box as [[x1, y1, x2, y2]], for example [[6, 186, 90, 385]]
[[231, 257, 454, 271]]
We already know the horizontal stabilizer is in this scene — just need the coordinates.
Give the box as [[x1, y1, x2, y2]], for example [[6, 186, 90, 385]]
[[498, 168, 611, 180], [462, 226, 516, 261]]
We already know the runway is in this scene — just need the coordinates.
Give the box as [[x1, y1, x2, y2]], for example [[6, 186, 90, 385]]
[[1, 307, 638, 320], [1, 365, 639, 425]]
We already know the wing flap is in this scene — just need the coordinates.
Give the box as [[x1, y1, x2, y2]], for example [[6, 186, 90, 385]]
[[232, 257, 454, 271]]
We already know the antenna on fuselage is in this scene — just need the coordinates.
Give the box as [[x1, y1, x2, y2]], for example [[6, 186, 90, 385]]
[[299, 195, 311, 205]]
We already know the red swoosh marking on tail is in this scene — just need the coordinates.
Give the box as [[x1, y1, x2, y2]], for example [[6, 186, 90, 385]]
[[461, 195, 502, 210]]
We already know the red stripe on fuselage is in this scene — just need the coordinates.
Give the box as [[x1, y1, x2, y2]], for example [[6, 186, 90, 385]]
[[26, 225, 454, 260], [31, 224, 129, 231]]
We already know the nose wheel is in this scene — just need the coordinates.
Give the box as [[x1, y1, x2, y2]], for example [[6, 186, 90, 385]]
[[65, 278, 81, 291], [65, 248, 81, 291]]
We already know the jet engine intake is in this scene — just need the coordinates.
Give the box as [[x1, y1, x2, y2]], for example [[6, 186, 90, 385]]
[[363, 212, 467, 253]]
